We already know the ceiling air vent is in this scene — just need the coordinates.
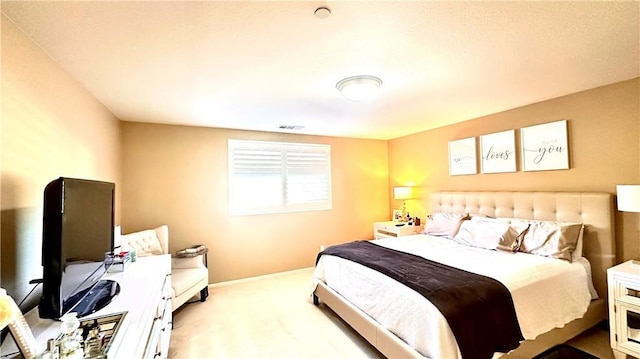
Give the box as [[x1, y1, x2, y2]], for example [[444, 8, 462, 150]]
[[278, 125, 304, 130]]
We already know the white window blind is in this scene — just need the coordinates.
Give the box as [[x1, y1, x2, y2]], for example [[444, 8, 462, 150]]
[[228, 139, 332, 215]]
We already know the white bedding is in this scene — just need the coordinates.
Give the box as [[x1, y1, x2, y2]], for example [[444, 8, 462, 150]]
[[312, 234, 593, 359]]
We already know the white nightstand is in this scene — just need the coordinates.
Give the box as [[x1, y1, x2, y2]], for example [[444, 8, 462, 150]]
[[373, 221, 420, 239], [608, 260, 640, 359]]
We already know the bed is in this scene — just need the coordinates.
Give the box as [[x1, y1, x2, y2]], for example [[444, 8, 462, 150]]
[[312, 191, 615, 358]]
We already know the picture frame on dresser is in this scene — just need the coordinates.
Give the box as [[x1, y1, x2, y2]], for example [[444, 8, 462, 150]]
[[392, 209, 402, 221], [5, 298, 39, 359]]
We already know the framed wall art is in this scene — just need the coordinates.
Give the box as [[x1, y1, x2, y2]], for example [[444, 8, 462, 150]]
[[480, 130, 516, 174], [521, 120, 569, 171], [448, 137, 477, 176]]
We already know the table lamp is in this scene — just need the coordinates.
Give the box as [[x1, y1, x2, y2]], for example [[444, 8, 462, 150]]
[[617, 185, 640, 213], [617, 185, 640, 264], [393, 186, 413, 221]]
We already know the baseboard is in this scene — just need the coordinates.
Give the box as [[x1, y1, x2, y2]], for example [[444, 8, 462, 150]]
[[210, 267, 314, 288]]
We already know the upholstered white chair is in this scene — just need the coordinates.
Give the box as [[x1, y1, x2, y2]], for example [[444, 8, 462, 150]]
[[119, 225, 209, 311]]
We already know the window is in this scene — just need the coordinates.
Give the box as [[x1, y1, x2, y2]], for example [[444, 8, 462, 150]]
[[228, 139, 332, 215]]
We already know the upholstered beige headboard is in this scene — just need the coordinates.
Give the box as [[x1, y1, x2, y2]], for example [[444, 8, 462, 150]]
[[431, 191, 615, 299]]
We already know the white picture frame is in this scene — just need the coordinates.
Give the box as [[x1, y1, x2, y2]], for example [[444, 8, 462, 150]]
[[448, 137, 477, 175], [392, 209, 403, 222], [521, 120, 569, 171], [4, 297, 39, 358], [480, 130, 516, 174]]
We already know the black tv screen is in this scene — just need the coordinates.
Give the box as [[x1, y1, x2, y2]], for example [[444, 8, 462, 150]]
[[39, 177, 115, 319]]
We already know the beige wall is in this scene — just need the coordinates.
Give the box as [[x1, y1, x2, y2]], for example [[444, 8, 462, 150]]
[[1, 17, 121, 304], [2, 9, 638, 293], [120, 123, 389, 283], [389, 78, 640, 262]]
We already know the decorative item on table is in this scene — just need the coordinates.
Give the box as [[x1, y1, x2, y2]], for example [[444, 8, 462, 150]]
[[392, 209, 403, 222], [42, 338, 60, 359], [413, 217, 424, 234], [104, 251, 131, 272], [177, 244, 206, 257], [393, 186, 414, 222], [0, 288, 16, 330], [80, 311, 127, 359], [42, 311, 128, 359], [1, 288, 39, 358], [56, 312, 83, 358]]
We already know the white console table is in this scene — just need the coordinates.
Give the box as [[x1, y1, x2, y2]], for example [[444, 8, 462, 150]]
[[1, 255, 172, 359]]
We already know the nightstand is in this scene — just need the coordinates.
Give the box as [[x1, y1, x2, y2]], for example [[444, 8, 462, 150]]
[[373, 221, 420, 239], [608, 260, 640, 359]]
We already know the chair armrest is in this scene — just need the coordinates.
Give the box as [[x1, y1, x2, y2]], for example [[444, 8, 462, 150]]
[[154, 225, 169, 255], [172, 255, 206, 269]]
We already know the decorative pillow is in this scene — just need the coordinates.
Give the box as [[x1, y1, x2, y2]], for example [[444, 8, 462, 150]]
[[453, 220, 522, 252], [470, 216, 511, 224], [423, 212, 469, 239], [509, 219, 583, 261], [572, 225, 585, 262]]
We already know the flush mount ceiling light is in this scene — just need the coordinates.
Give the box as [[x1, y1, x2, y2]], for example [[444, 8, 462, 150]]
[[336, 75, 383, 102]]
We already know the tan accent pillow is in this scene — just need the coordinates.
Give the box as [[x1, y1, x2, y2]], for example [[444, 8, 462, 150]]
[[510, 219, 583, 261], [572, 225, 585, 262]]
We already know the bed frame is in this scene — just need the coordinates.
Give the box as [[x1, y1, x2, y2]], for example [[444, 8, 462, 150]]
[[313, 191, 615, 358]]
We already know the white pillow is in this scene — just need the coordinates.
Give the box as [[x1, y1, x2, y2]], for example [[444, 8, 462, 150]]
[[470, 216, 511, 224], [423, 212, 469, 239], [453, 220, 522, 252]]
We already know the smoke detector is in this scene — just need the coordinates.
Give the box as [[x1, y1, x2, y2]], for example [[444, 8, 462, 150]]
[[314, 7, 331, 19]]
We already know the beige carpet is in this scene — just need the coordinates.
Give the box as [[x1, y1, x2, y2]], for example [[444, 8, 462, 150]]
[[169, 267, 614, 359]]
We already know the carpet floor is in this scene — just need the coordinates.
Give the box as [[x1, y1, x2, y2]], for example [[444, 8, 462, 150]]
[[169, 267, 615, 359]]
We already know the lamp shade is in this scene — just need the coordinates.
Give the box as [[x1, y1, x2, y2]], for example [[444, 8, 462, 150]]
[[393, 186, 413, 200], [617, 185, 640, 213]]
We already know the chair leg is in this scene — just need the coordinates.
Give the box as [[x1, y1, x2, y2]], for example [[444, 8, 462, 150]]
[[200, 287, 209, 302]]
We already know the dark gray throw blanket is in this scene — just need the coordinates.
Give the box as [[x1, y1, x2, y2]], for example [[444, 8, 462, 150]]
[[316, 240, 523, 359]]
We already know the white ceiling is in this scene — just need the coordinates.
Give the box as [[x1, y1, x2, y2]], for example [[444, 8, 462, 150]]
[[2, 1, 639, 140]]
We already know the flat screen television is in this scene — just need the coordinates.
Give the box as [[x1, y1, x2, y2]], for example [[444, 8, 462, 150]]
[[39, 177, 118, 319]]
